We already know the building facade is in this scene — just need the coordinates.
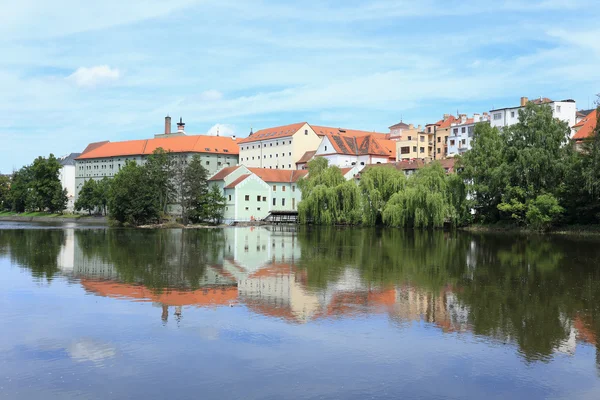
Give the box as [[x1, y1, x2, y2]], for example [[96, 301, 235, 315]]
[[237, 123, 322, 169], [313, 133, 395, 168], [74, 118, 239, 202], [447, 113, 489, 156], [58, 153, 81, 211], [490, 96, 577, 136]]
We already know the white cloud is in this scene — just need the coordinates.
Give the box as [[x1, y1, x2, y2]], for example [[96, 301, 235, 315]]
[[207, 123, 236, 137], [67, 338, 117, 363], [198, 90, 223, 101], [67, 65, 121, 88]]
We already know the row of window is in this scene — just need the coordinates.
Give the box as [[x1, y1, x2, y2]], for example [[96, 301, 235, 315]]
[[400, 146, 426, 154], [244, 152, 292, 162], [242, 141, 292, 151]]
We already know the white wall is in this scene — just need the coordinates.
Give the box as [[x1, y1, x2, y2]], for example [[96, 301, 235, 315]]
[[59, 165, 76, 211]]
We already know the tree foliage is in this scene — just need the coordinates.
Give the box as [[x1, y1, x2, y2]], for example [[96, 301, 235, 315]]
[[0, 175, 10, 210]]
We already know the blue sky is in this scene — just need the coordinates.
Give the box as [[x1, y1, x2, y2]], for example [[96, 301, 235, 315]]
[[0, 0, 599, 172]]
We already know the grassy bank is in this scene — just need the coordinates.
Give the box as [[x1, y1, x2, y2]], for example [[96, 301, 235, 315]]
[[0, 211, 82, 218], [462, 223, 600, 236]]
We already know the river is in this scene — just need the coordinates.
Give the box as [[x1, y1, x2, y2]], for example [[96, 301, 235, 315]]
[[1, 223, 600, 399]]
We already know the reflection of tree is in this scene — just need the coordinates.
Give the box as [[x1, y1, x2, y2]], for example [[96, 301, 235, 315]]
[[0, 229, 65, 281], [75, 229, 226, 290]]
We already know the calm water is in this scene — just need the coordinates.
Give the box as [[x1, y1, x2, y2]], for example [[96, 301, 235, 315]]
[[2, 224, 600, 399]]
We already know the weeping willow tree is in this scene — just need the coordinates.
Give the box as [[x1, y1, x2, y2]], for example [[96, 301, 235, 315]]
[[359, 165, 406, 225], [298, 157, 361, 225], [382, 162, 456, 228]]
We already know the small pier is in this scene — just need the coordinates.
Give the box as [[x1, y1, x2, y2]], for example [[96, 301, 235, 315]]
[[263, 211, 299, 224]]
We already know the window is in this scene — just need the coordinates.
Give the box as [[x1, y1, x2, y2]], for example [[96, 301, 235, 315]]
[[493, 113, 502, 120], [360, 162, 365, 166], [412, 146, 417, 152], [282, 198, 285, 206], [257, 207, 261, 211], [270, 143, 273, 147], [450, 140, 455, 146], [453, 128, 458, 134], [556, 105, 561, 112], [400, 146, 410, 154], [288, 152, 291, 156], [270, 155, 272, 158], [245, 195, 250, 201], [510, 111, 515, 118], [218, 162, 222, 166], [420, 136, 425, 142], [420, 147, 424, 153], [276, 142, 278, 146], [262, 196, 266, 201], [252, 145, 255, 149], [245, 207, 249, 211], [437, 137, 441, 143], [289, 164, 291, 168], [273, 185, 276, 191], [206, 161, 210, 165], [305, 129, 308, 135], [407, 136, 412, 140], [325, 146, 328, 151], [273, 198, 276, 206], [228, 195, 232, 201], [282, 186, 286, 192], [461, 127, 466, 133], [462, 139, 466, 145], [257, 195, 261, 201], [437, 148, 441, 154], [292, 185, 295, 192]]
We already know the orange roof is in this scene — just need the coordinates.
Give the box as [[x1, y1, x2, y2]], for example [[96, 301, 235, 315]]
[[247, 168, 307, 183], [81, 279, 239, 307], [80, 140, 109, 156], [436, 115, 459, 129], [296, 150, 316, 164], [249, 263, 295, 278], [224, 174, 251, 189], [209, 165, 242, 181], [76, 135, 239, 160], [324, 134, 394, 157], [312, 125, 389, 140], [237, 122, 307, 144], [573, 109, 598, 141]]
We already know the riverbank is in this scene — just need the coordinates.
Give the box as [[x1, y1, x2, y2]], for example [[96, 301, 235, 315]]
[[0, 212, 107, 225], [462, 223, 600, 236]]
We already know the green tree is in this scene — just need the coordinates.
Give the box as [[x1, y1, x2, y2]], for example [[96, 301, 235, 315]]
[[359, 166, 406, 225], [0, 175, 10, 210], [8, 166, 32, 212], [74, 178, 98, 215], [27, 154, 67, 213], [198, 184, 226, 224], [145, 148, 175, 214], [95, 177, 111, 216], [180, 155, 209, 224], [525, 194, 564, 231], [497, 103, 571, 224], [108, 161, 159, 225], [459, 122, 506, 222]]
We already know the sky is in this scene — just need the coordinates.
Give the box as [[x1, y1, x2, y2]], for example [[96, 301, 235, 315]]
[[0, 0, 599, 172]]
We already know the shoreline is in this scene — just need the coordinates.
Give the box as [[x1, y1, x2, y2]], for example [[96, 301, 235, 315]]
[[0, 215, 108, 225], [461, 224, 600, 236]]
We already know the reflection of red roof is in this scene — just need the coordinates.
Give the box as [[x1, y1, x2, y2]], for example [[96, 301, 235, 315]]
[[573, 109, 597, 141], [81, 279, 238, 306], [225, 174, 250, 189], [574, 315, 597, 345], [249, 263, 294, 278], [77, 135, 239, 159], [238, 122, 307, 144]]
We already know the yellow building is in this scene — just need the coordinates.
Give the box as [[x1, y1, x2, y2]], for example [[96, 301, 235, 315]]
[[237, 122, 322, 169], [391, 124, 433, 160]]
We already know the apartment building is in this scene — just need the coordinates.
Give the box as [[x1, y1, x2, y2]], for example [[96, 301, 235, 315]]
[[75, 117, 239, 200], [237, 123, 322, 169], [490, 96, 577, 136], [312, 133, 396, 168], [447, 113, 490, 156], [208, 166, 307, 222], [572, 109, 598, 150]]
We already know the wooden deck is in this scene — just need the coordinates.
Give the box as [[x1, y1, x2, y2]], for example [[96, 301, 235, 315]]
[[263, 211, 299, 224]]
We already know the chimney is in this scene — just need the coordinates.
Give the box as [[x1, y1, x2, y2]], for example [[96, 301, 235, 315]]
[[417, 124, 422, 131], [232, 134, 236, 140], [520, 97, 528, 107], [443, 113, 450, 119], [408, 124, 414, 129], [164, 116, 172, 134], [177, 117, 185, 133], [460, 114, 467, 123], [473, 113, 480, 122]]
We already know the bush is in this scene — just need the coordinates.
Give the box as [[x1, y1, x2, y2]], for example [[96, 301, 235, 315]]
[[525, 194, 564, 231]]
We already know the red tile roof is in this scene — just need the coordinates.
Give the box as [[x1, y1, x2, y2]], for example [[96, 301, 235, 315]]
[[573, 109, 598, 141], [237, 122, 307, 144], [248, 168, 308, 183], [224, 174, 251, 189], [76, 135, 239, 160], [209, 166, 242, 181], [296, 150, 316, 164], [312, 125, 389, 140], [324, 134, 395, 158], [436, 115, 458, 129]]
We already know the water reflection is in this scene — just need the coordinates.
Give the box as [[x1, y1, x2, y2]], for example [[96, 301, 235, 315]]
[[2, 226, 600, 367]]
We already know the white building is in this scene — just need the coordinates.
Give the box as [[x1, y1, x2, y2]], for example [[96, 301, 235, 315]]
[[490, 96, 577, 136], [447, 113, 489, 156], [59, 153, 80, 211]]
